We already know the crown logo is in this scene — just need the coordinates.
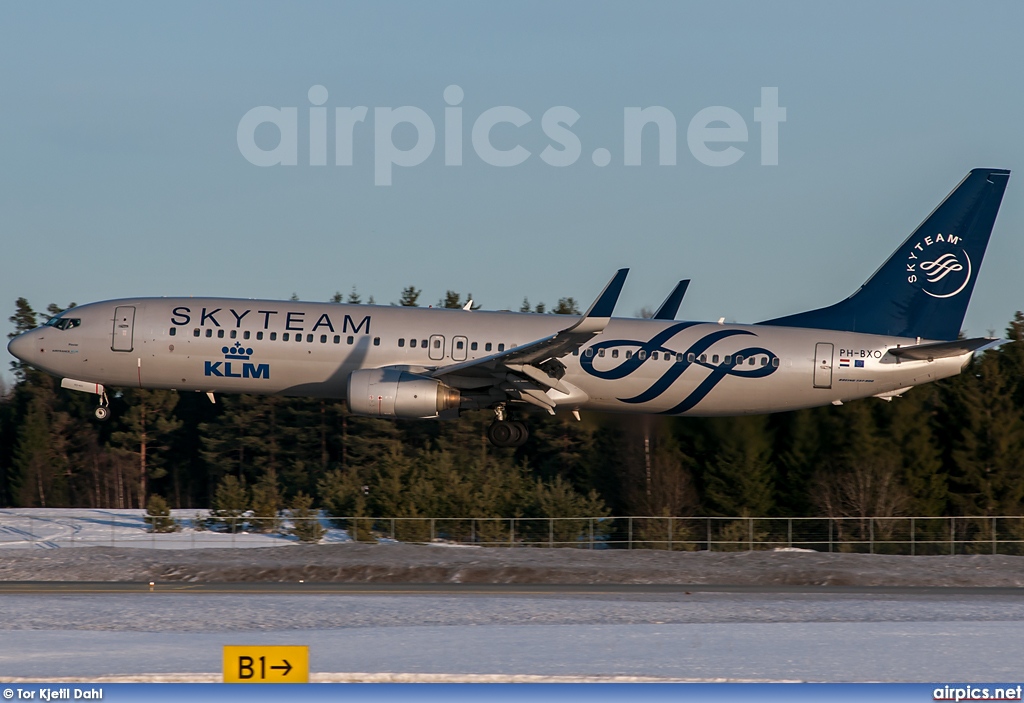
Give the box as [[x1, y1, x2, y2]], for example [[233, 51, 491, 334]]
[[222, 342, 253, 360]]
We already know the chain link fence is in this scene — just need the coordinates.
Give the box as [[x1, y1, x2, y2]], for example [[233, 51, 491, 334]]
[[2, 512, 1024, 554]]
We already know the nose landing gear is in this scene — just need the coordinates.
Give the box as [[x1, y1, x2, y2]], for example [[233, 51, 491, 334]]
[[487, 405, 529, 448], [94, 392, 110, 422]]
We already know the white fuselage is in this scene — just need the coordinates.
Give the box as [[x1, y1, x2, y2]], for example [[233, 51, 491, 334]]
[[13, 297, 968, 417]]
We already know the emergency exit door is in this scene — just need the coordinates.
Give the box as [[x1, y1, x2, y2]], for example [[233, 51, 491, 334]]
[[813, 342, 833, 389], [112, 306, 135, 352]]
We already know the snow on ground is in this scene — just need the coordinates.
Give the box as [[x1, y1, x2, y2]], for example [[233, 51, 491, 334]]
[[1, 593, 1023, 682], [0, 508, 348, 550], [3, 510, 1024, 682]]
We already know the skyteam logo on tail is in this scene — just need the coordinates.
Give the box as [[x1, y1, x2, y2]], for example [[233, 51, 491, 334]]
[[204, 342, 270, 379], [906, 233, 972, 299]]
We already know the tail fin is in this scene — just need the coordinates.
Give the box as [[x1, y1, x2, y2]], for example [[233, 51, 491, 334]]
[[761, 168, 1010, 340]]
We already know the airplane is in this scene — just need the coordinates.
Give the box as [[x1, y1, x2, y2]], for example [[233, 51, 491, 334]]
[[7, 168, 1010, 448]]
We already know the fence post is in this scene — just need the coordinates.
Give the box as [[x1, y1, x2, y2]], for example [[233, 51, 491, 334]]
[[668, 517, 673, 552], [707, 518, 712, 552], [430, 518, 435, 543], [992, 516, 997, 555], [748, 517, 753, 552], [950, 516, 955, 556], [510, 518, 515, 547], [788, 518, 792, 548], [549, 518, 554, 548], [910, 517, 915, 556], [869, 519, 874, 555], [828, 519, 833, 553], [628, 517, 633, 550], [589, 518, 594, 550]]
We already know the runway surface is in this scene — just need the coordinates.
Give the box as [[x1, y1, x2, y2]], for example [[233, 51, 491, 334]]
[[3, 585, 1024, 682]]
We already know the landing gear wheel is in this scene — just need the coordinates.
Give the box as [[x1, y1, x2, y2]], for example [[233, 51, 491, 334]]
[[510, 421, 528, 446], [487, 420, 529, 448], [94, 406, 110, 421]]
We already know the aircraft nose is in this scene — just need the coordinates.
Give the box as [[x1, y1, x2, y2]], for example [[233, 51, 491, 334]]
[[7, 332, 32, 362]]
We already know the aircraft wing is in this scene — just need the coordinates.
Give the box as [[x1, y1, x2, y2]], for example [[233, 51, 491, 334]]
[[429, 269, 629, 401], [652, 280, 690, 320], [885, 337, 1005, 361]]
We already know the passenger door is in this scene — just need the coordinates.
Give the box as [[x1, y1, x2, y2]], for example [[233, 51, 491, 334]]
[[813, 342, 833, 389], [111, 306, 136, 352]]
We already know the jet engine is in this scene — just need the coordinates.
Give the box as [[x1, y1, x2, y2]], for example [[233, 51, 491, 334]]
[[347, 368, 461, 419]]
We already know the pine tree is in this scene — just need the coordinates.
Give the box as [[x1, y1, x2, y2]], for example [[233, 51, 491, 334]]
[[211, 475, 250, 532], [288, 491, 326, 542], [109, 389, 183, 504], [145, 494, 178, 533], [250, 468, 282, 532], [398, 286, 421, 307], [701, 416, 776, 516]]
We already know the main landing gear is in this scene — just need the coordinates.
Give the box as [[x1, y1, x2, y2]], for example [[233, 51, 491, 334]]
[[487, 405, 529, 448], [94, 392, 110, 422]]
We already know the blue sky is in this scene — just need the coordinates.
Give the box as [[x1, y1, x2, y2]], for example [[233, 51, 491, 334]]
[[3, 1, 1023, 379]]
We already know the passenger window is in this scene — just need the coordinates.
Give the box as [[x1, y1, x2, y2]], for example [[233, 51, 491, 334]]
[[398, 339, 405, 347], [410, 339, 417, 348], [736, 355, 744, 364], [296, 334, 303, 343], [612, 349, 619, 359], [433, 339, 441, 348], [676, 353, 683, 362], [724, 355, 732, 365], [687, 352, 695, 363], [498, 343, 505, 352], [625, 351, 632, 359], [760, 357, 767, 366], [169, 328, 177, 337], [320, 334, 327, 343], [638, 350, 646, 360], [205, 329, 213, 338], [230, 330, 237, 339], [486, 343, 492, 352], [347, 336, 354, 344], [217, 329, 225, 338], [283, 333, 290, 341], [573, 349, 579, 356], [471, 342, 478, 351], [699, 354, 706, 363], [244, 330, 251, 340], [712, 354, 719, 363], [193, 328, 200, 337], [333, 335, 340, 344], [306, 334, 313, 343], [270, 332, 277, 341], [772, 357, 780, 367], [599, 349, 605, 357], [749, 357, 756, 365], [257, 332, 264, 340], [651, 351, 659, 360], [456, 340, 464, 350], [585, 348, 593, 357], [374, 337, 381, 346]]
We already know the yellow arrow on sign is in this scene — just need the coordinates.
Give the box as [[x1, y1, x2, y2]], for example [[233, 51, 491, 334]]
[[223, 645, 309, 683]]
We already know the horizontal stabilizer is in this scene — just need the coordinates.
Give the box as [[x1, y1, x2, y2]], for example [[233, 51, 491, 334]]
[[886, 337, 1004, 361]]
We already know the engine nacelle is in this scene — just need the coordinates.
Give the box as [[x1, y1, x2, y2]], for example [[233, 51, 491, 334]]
[[347, 368, 461, 419]]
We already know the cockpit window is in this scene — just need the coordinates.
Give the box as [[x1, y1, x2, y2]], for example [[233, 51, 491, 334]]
[[44, 317, 81, 331]]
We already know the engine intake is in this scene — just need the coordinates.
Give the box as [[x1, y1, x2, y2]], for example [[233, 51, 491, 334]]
[[347, 368, 461, 419]]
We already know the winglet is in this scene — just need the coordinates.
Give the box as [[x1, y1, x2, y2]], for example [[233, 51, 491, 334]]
[[571, 268, 628, 334], [653, 280, 690, 320]]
